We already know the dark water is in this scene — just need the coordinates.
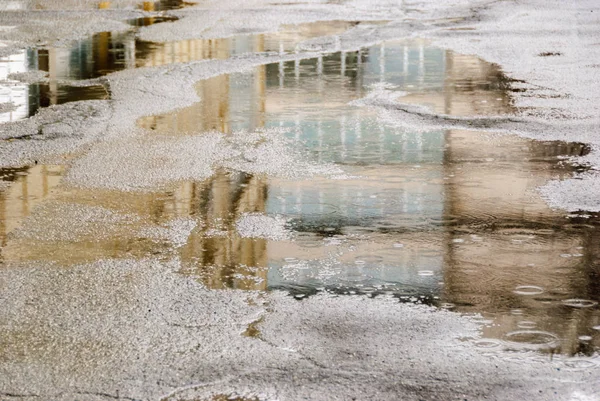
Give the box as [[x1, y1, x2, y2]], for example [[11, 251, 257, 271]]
[[1, 34, 599, 358]]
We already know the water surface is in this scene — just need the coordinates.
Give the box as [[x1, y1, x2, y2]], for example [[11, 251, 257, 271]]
[[1, 36, 598, 359], [141, 39, 599, 357], [0, 18, 364, 123]]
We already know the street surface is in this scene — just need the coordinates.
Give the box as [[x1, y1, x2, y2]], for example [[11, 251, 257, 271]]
[[0, 0, 599, 400]]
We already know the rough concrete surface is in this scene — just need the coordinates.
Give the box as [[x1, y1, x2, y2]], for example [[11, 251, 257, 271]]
[[0, 0, 599, 400]]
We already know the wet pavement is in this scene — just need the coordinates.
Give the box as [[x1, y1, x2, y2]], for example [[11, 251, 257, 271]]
[[3, 37, 599, 356], [141, 40, 599, 356], [0, 18, 367, 123], [0, 1, 599, 400]]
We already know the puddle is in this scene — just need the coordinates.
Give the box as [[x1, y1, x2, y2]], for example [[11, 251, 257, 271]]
[[0, 20, 362, 122], [243, 315, 265, 338], [128, 15, 180, 27], [136, 0, 190, 11], [0, 0, 190, 11], [1, 34, 599, 358], [137, 38, 598, 356], [0, 164, 64, 246]]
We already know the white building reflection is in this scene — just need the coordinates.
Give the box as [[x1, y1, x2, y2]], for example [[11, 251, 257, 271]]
[[0, 51, 31, 123]]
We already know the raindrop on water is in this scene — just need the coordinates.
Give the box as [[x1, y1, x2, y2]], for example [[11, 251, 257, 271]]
[[562, 299, 598, 308], [354, 255, 384, 264], [473, 339, 503, 349], [517, 321, 537, 329], [340, 272, 371, 283], [513, 285, 544, 296], [504, 330, 560, 349], [439, 303, 455, 310]]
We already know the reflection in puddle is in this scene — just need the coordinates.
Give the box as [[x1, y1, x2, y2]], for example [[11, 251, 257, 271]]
[[179, 171, 270, 291], [0, 164, 64, 246], [1, 0, 189, 11], [0, 20, 360, 122], [138, 39, 598, 356], [128, 15, 179, 27], [0, 0, 188, 115], [1, 35, 599, 359], [243, 315, 265, 338], [136, 0, 189, 11]]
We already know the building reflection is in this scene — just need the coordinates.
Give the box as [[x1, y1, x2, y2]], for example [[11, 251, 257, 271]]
[[0, 165, 63, 247], [0, 50, 35, 123], [180, 39, 599, 354], [0, 36, 598, 355], [0, 16, 355, 123], [0, 1, 185, 121], [0, 0, 184, 10], [181, 172, 269, 290]]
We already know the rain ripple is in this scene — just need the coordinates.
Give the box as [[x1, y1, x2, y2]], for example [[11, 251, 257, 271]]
[[562, 299, 598, 308], [504, 330, 560, 350]]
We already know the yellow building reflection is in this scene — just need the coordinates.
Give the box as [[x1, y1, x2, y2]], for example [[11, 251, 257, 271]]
[[141, 1, 154, 11], [0, 165, 64, 247], [181, 172, 269, 290]]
